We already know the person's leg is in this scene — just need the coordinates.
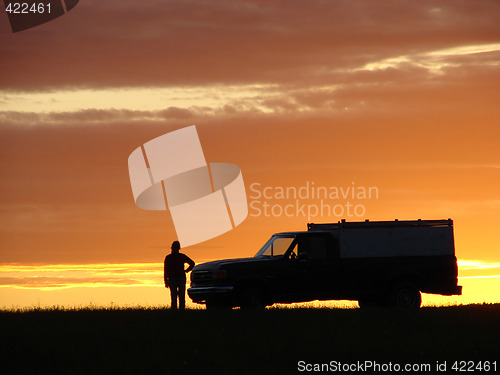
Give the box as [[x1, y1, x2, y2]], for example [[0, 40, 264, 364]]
[[169, 284, 178, 309], [179, 282, 186, 310]]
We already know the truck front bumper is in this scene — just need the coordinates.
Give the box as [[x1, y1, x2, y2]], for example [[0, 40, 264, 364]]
[[187, 286, 234, 304]]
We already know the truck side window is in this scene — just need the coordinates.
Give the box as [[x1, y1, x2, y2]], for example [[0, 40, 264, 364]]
[[262, 236, 295, 257], [299, 236, 328, 259]]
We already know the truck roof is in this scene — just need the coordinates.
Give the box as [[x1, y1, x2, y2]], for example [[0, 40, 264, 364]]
[[272, 231, 311, 236], [308, 218, 453, 231]]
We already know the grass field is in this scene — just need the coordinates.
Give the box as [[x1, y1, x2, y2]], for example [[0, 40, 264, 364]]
[[1, 304, 499, 374]]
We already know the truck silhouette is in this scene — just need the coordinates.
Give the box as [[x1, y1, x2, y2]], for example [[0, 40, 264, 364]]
[[187, 219, 462, 309]]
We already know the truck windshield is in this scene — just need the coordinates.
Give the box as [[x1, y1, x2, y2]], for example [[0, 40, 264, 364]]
[[254, 236, 295, 257]]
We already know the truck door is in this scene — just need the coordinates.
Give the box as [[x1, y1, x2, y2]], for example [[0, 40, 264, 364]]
[[297, 234, 340, 300], [256, 235, 304, 302]]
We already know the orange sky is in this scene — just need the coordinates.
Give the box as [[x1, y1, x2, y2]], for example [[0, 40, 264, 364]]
[[1, 0, 499, 307]]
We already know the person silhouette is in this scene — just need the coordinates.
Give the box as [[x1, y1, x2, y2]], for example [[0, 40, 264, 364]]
[[164, 241, 195, 309]]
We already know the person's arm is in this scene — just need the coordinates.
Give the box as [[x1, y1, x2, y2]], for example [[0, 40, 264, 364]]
[[184, 255, 195, 273]]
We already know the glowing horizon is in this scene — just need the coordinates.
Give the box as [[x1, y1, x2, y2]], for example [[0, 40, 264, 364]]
[[0, 259, 498, 310]]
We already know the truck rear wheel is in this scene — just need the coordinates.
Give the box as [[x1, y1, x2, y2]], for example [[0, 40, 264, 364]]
[[389, 282, 421, 308]]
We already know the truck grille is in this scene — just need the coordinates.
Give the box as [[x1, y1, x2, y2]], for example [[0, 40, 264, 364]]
[[192, 270, 212, 284]]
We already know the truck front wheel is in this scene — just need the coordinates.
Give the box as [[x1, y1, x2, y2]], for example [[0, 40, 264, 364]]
[[206, 299, 232, 310], [239, 286, 265, 310], [389, 282, 421, 308]]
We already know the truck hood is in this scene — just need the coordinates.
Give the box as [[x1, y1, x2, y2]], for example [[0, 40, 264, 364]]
[[193, 257, 259, 271]]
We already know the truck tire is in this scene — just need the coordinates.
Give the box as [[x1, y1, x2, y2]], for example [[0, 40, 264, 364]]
[[239, 286, 265, 310], [206, 299, 232, 310], [389, 282, 421, 308]]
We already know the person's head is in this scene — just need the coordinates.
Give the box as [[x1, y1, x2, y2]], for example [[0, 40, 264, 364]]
[[171, 241, 181, 254]]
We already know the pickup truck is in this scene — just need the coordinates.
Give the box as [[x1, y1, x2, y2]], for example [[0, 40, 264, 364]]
[[187, 219, 462, 309]]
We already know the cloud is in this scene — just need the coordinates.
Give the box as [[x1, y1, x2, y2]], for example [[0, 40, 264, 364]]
[[0, 263, 164, 289], [1, 52, 499, 125], [1, 0, 499, 89], [0, 276, 144, 289], [0, 107, 196, 125], [459, 260, 500, 270]]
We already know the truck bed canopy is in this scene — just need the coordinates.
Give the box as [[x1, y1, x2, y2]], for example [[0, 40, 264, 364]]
[[308, 219, 455, 258]]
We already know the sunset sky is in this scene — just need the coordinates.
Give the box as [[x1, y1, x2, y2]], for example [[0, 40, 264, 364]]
[[1, 0, 499, 308]]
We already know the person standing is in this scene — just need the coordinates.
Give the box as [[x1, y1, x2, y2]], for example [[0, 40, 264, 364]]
[[164, 241, 195, 309]]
